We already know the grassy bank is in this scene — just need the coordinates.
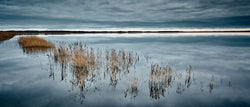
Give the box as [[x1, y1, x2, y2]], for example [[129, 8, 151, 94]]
[[0, 32, 16, 42]]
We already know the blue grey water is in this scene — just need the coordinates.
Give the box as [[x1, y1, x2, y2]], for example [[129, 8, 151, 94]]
[[0, 34, 250, 107]]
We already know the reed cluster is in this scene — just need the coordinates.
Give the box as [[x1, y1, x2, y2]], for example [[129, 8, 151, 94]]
[[18, 36, 54, 48], [47, 42, 140, 89], [149, 64, 173, 99], [71, 48, 87, 68], [149, 64, 173, 83]]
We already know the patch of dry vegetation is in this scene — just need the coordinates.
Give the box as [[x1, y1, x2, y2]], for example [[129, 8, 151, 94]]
[[18, 36, 54, 48], [0, 32, 16, 42], [149, 64, 172, 99], [47, 43, 141, 90], [71, 48, 87, 69], [53, 46, 69, 65]]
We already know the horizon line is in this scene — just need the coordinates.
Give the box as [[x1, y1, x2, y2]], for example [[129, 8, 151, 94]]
[[2, 28, 250, 34]]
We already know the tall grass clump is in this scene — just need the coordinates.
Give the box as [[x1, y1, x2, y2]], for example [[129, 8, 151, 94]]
[[53, 46, 69, 65], [18, 36, 54, 48], [149, 64, 173, 99], [71, 48, 87, 69]]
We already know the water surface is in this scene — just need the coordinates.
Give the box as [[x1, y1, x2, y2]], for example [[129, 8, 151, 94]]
[[0, 34, 250, 107]]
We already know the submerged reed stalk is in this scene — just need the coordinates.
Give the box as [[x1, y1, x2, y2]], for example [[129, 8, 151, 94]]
[[131, 77, 138, 89], [53, 46, 69, 65], [209, 75, 214, 93]]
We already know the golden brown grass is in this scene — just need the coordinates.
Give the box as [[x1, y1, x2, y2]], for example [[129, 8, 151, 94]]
[[149, 64, 170, 83], [53, 46, 69, 65], [110, 49, 119, 72], [149, 64, 169, 99], [0, 32, 16, 42], [18, 36, 54, 48], [71, 48, 87, 68], [47, 43, 141, 89]]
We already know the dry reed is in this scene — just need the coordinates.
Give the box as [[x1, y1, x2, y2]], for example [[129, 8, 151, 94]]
[[18, 36, 54, 48], [0, 32, 16, 42], [71, 48, 87, 69]]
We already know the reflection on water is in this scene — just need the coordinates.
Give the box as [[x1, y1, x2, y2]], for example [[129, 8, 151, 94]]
[[209, 75, 215, 93], [21, 47, 53, 55], [16, 38, 234, 104], [229, 79, 232, 87], [124, 77, 139, 99]]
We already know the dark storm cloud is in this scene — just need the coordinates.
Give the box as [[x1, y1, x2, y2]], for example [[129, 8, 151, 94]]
[[0, 0, 250, 22]]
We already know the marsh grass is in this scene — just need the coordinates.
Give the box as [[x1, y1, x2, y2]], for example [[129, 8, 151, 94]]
[[47, 43, 141, 90], [18, 36, 54, 48], [72, 67, 89, 88], [18, 36, 55, 54], [149, 64, 174, 99], [0, 32, 16, 42], [53, 46, 69, 65], [149, 64, 171, 83], [149, 64, 195, 98], [71, 48, 87, 69]]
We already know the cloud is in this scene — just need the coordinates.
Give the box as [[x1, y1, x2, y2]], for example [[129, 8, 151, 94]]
[[0, 0, 250, 22]]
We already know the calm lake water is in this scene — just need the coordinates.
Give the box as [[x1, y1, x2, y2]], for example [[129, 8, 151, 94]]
[[0, 34, 250, 107]]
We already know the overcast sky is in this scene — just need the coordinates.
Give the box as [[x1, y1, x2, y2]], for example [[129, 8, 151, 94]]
[[0, 0, 250, 28]]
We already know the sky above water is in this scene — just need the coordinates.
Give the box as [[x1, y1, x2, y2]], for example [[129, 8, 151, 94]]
[[0, 0, 250, 29]]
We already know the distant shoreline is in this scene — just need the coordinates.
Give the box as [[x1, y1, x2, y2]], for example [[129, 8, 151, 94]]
[[2, 29, 250, 35], [1, 30, 250, 41]]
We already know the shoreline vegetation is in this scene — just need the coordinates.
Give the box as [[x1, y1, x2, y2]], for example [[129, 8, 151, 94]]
[[3, 29, 250, 34], [0, 32, 16, 41], [1, 29, 250, 41], [18, 36, 54, 48], [17, 36, 55, 54]]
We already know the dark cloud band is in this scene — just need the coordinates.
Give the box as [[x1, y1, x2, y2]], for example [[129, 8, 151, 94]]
[[0, 0, 250, 27]]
